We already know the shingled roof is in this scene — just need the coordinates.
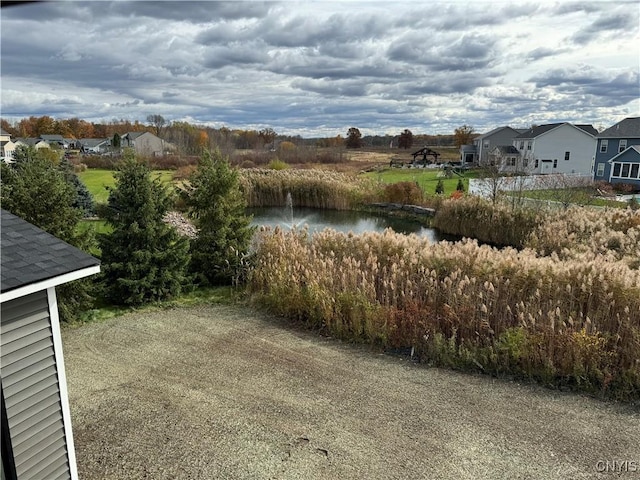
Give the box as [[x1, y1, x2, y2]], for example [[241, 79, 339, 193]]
[[515, 123, 597, 139], [1, 209, 99, 294], [598, 117, 640, 138]]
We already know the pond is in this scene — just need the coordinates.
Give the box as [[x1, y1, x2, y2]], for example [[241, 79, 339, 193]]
[[248, 206, 451, 242]]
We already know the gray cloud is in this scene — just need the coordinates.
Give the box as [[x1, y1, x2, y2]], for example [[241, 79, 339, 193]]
[[1, 1, 638, 136]]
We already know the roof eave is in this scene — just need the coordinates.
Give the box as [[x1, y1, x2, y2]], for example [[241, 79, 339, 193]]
[[0, 264, 100, 303]]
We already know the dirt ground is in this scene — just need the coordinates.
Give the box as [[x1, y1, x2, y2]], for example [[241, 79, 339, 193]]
[[63, 305, 639, 480]]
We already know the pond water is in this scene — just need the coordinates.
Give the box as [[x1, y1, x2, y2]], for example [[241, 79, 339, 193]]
[[248, 206, 450, 243]]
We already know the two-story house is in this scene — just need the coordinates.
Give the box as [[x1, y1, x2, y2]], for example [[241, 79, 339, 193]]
[[507, 123, 597, 175], [121, 131, 175, 157], [593, 117, 640, 188], [459, 126, 524, 166]]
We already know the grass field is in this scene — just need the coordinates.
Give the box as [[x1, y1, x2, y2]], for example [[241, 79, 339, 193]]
[[78, 169, 174, 203], [363, 167, 480, 196]]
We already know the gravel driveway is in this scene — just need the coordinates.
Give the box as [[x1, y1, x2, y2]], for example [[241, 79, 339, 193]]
[[63, 304, 639, 479]]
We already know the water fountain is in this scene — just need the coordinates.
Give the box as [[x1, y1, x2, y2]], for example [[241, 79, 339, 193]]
[[285, 192, 293, 226]]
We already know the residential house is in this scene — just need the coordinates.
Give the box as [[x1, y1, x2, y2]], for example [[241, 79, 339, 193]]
[[121, 131, 175, 157], [1, 129, 17, 163], [459, 126, 525, 165], [505, 123, 598, 175], [79, 138, 110, 154], [488, 145, 521, 171], [1, 209, 100, 480], [39, 134, 68, 149], [13, 137, 51, 151], [593, 117, 640, 188]]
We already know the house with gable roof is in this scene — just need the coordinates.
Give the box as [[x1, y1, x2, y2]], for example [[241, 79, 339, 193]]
[[1, 209, 100, 480], [121, 131, 175, 157], [506, 123, 598, 175], [39, 135, 68, 149], [459, 126, 525, 166], [593, 117, 640, 188]]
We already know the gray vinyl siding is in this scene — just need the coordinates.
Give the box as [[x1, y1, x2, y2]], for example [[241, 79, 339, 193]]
[[1, 291, 71, 480]]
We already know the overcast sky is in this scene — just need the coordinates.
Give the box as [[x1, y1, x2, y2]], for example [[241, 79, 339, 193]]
[[1, 0, 639, 137]]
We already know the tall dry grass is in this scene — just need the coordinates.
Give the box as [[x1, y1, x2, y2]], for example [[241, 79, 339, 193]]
[[239, 168, 380, 210], [248, 227, 640, 400]]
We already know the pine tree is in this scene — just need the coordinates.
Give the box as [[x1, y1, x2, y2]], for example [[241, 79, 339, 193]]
[[456, 178, 465, 192], [435, 179, 445, 195], [60, 157, 95, 216], [99, 154, 191, 305], [181, 149, 255, 285]]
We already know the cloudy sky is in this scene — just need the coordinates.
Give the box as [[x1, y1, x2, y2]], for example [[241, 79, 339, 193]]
[[1, 0, 639, 137]]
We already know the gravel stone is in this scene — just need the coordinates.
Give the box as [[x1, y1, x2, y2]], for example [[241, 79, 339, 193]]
[[62, 305, 640, 479]]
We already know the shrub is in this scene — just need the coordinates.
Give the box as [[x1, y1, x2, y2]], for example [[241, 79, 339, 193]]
[[382, 181, 425, 205], [267, 158, 289, 170], [435, 179, 444, 195]]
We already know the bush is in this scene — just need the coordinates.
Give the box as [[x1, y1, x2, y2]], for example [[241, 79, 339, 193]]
[[267, 158, 289, 170], [382, 181, 424, 205], [435, 179, 444, 195]]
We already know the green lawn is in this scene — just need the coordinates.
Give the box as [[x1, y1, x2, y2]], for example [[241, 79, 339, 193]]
[[79, 169, 174, 203], [363, 167, 480, 196]]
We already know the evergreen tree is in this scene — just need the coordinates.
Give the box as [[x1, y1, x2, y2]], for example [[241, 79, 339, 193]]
[[456, 178, 465, 192], [60, 157, 95, 216], [1, 156, 96, 321], [99, 154, 191, 305], [435, 179, 445, 195], [181, 149, 255, 285]]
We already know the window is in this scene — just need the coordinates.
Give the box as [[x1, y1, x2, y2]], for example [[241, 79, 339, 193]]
[[632, 164, 640, 179], [523, 158, 529, 168], [519, 141, 524, 150], [596, 163, 605, 177], [621, 164, 631, 178], [600, 140, 608, 153], [483, 141, 489, 149], [507, 157, 516, 167], [534, 159, 539, 168], [527, 141, 532, 150], [619, 140, 627, 153], [564, 151, 570, 161], [553, 159, 558, 168], [612, 163, 621, 177]]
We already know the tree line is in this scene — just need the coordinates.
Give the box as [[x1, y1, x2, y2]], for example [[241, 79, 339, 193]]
[[2, 115, 476, 156]]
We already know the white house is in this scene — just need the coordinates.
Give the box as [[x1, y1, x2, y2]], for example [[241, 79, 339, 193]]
[[1, 129, 17, 163], [501, 123, 598, 175]]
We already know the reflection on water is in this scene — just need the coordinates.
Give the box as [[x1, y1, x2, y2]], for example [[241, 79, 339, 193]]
[[248, 207, 449, 243]]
